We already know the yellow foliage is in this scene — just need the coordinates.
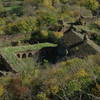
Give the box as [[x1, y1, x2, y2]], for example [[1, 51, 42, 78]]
[[76, 69, 88, 77], [43, 0, 53, 8], [92, 84, 100, 96], [96, 84, 100, 90], [44, 78, 57, 86], [44, 78, 59, 94], [85, 0, 99, 11], [0, 26, 5, 35], [60, 61, 67, 66], [49, 85, 59, 94], [41, 30, 48, 38], [53, 31, 64, 39], [37, 92, 49, 100], [95, 19, 100, 28], [0, 76, 12, 85], [66, 58, 82, 66], [0, 84, 5, 97]]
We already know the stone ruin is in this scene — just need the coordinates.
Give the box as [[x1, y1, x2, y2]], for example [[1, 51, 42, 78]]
[[16, 50, 39, 59], [63, 28, 100, 58]]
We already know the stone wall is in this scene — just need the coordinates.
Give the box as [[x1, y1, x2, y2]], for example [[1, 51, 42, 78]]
[[80, 16, 97, 25], [78, 16, 97, 25], [69, 42, 98, 58], [64, 29, 100, 57], [16, 50, 39, 59], [64, 30, 83, 47]]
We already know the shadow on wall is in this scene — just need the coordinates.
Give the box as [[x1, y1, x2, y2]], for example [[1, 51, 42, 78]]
[[0, 72, 3, 77], [0, 55, 14, 72], [38, 46, 68, 64]]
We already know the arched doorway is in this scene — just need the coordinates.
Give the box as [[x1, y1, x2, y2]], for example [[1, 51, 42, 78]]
[[28, 53, 33, 57], [22, 53, 26, 58], [17, 54, 20, 58]]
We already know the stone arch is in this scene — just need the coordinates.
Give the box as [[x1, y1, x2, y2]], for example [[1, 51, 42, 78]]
[[28, 52, 33, 57], [22, 53, 26, 58], [17, 54, 20, 58]]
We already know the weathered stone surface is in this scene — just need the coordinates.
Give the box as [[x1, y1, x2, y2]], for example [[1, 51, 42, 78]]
[[63, 29, 100, 57]]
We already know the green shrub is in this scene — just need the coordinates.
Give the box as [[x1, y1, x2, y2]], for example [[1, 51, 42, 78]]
[[4, 16, 37, 35], [83, 0, 99, 11], [0, 56, 100, 100]]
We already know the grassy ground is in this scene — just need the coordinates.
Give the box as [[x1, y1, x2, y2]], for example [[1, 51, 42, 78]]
[[74, 25, 100, 34], [0, 43, 57, 72]]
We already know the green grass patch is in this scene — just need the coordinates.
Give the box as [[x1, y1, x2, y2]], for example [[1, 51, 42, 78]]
[[0, 43, 57, 72]]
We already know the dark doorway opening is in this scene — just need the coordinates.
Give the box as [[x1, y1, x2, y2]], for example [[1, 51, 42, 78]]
[[22, 53, 26, 58], [17, 54, 20, 58], [28, 53, 33, 57]]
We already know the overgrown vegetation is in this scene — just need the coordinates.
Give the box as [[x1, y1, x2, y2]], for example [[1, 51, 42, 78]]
[[0, 43, 57, 72], [0, 0, 100, 100], [0, 0, 100, 44], [0, 55, 100, 100]]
